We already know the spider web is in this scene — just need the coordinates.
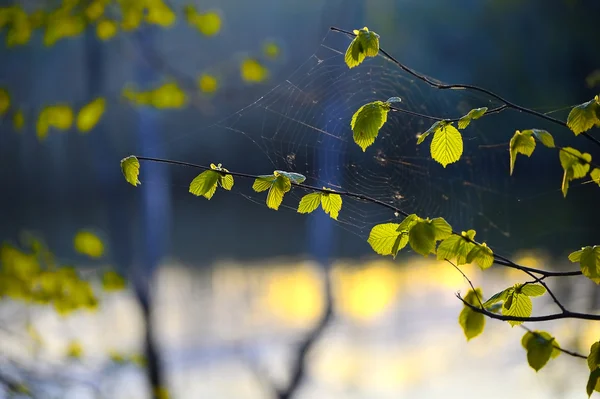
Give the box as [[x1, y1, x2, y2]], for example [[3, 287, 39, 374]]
[[160, 30, 513, 243]]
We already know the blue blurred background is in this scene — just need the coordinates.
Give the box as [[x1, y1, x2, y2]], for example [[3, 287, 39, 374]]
[[1, 0, 599, 398]]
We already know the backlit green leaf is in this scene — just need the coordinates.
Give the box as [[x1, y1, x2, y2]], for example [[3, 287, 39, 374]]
[[560, 147, 592, 197], [298, 192, 321, 214], [466, 242, 494, 270], [430, 123, 463, 167], [483, 288, 509, 309], [275, 170, 306, 184], [519, 284, 546, 297], [567, 95, 600, 135], [509, 130, 536, 175], [416, 121, 444, 145], [321, 193, 342, 220], [266, 174, 291, 210], [458, 288, 485, 341], [252, 175, 277, 192], [189, 170, 220, 199], [397, 214, 420, 232], [120, 156, 141, 186], [408, 217, 451, 256], [344, 27, 380, 68], [436, 232, 476, 265], [591, 168, 600, 186], [527, 129, 555, 148], [587, 368, 600, 398], [568, 246, 600, 284], [219, 174, 234, 190], [368, 223, 404, 257], [587, 341, 600, 371], [521, 331, 559, 371], [503, 291, 532, 326], [350, 101, 390, 151], [457, 107, 488, 129]]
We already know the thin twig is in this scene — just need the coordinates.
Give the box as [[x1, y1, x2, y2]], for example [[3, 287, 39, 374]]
[[133, 155, 582, 279], [329, 26, 600, 149], [448, 260, 587, 359]]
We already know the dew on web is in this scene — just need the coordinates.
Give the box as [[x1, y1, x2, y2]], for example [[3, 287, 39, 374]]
[[159, 29, 515, 243]]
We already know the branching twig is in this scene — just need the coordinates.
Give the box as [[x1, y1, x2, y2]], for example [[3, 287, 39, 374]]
[[329, 26, 600, 150], [134, 155, 582, 280], [447, 260, 587, 359]]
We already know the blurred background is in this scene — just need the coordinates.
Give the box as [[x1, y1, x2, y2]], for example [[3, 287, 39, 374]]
[[1, 0, 600, 398]]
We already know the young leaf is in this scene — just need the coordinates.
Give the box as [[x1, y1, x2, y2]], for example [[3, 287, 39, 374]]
[[436, 232, 476, 265], [502, 290, 532, 326], [560, 147, 592, 197], [266, 174, 292, 210], [368, 223, 405, 258], [430, 123, 463, 167], [483, 288, 510, 309], [120, 156, 141, 186], [527, 129, 555, 148], [591, 168, 600, 186], [568, 246, 600, 284], [509, 130, 536, 175], [350, 101, 390, 151], [321, 192, 342, 220], [587, 369, 600, 398], [519, 284, 546, 297], [416, 121, 444, 145], [458, 288, 485, 340], [386, 96, 402, 104], [521, 331, 559, 372], [189, 170, 220, 199], [567, 95, 600, 135], [466, 242, 494, 270], [298, 192, 321, 215], [344, 27, 380, 68], [408, 217, 452, 256], [252, 175, 277, 192], [396, 214, 420, 232], [275, 171, 306, 184], [588, 341, 600, 371], [457, 107, 488, 129], [76, 97, 106, 132]]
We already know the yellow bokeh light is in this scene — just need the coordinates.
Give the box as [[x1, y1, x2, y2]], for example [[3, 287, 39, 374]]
[[263, 265, 323, 326], [263, 41, 281, 59], [13, 109, 24, 131], [198, 74, 218, 94], [240, 59, 269, 83], [73, 230, 104, 258], [96, 19, 118, 41]]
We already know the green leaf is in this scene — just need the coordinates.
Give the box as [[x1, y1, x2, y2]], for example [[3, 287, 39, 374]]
[[120, 156, 141, 186], [503, 291, 532, 326], [509, 130, 536, 175], [408, 217, 452, 257], [189, 170, 220, 199], [275, 170, 306, 184], [458, 288, 485, 341], [219, 174, 234, 190], [591, 168, 600, 186], [436, 234, 476, 265], [567, 95, 600, 135], [350, 101, 390, 151], [416, 121, 444, 145], [397, 214, 420, 232], [266, 174, 292, 210], [298, 192, 322, 214], [560, 147, 592, 197], [368, 223, 404, 258], [466, 242, 494, 270], [527, 129, 555, 148], [519, 284, 546, 297], [457, 107, 488, 129], [569, 246, 600, 284], [321, 192, 342, 220], [521, 331, 558, 372], [588, 341, 600, 371], [483, 288, 509, 309], [252, 175, 277, 192], [430, 123, 463, 167], [344, 27, 380, 69], [588, 368, 600, 398]]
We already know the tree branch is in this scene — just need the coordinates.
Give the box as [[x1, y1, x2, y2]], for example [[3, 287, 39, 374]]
[[329, 26, 600, 150]]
